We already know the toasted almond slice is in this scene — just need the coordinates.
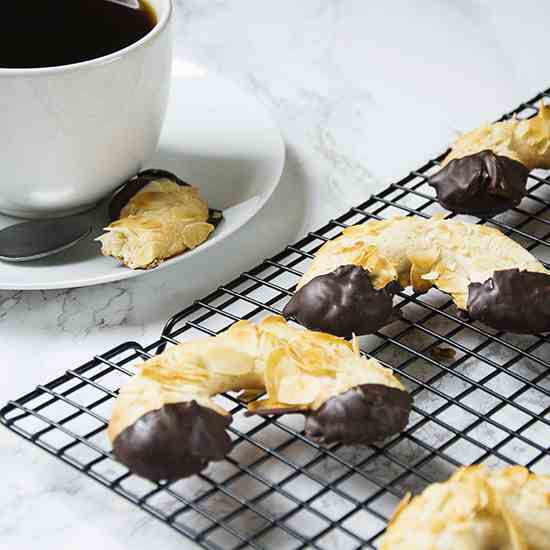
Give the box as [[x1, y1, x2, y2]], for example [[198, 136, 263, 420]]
[[408, 247, 440, 270], [258, 331, 283, 359], [363, 250, 398, 289], [239, 389, 265, 403], [398, 270, 411, 289], [435, 274, 469, 294], [290, 333, 351, 365], [301, 330, 351, 346], [410, 264, 433, 294], [278, 375, 321, 405], [142, 357, 210, 385], [193, 397, 229, 417], [265, 347, 301, 400], [181, 222, 214, 249], [351, 336, 360, 355], [452, 292, 468, 310], [342, 224, 370, 238], [264, 348, 281, 400], [259, 315, 300, 341], [292, 348, 342, 376], [205, 347, 255, 376], [247, 397, 308, 414], [224, 321, 261, 357], [420, 271, 440, 281]]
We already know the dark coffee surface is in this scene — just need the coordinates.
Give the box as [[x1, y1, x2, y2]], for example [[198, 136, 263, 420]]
[[0, 0, 156, 69]]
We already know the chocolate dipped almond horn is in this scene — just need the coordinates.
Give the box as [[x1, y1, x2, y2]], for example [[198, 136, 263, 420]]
[[379, 465, 550, 550], [98, 169, 222, 269], [284, 215, 550, 336], [108, 315, 411, 481], [429, 102, 550, 215]]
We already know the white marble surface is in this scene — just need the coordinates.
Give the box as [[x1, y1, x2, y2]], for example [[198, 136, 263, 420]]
[[2, 1, 550, 548]]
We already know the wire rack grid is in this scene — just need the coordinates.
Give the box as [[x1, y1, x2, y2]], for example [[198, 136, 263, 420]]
[[3, 89, 550, 550]]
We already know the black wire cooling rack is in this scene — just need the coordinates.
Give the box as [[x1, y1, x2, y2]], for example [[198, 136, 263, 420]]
[[3, 90, 550, 550]]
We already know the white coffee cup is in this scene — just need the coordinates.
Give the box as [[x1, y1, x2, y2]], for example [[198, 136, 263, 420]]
[[0, 0, 173, 219]]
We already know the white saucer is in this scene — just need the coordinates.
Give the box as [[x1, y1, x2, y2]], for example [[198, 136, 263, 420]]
[[0, 61, 284, 290]]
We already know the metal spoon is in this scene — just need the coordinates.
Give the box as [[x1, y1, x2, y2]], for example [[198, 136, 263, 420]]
[[0, 217, 92, 262]]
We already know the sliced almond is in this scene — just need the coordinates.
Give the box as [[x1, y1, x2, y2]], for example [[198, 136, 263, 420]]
[[409, 264, 433, 294], [205, 346, 255, 376], [289, 347, 337, 376], [420, 271, 440, 281], [278, 375, 321, 405], [408, 247, 440, 270], [142, 355, 209, 385], [258, 315, 299, 342], [239, 389, 265, 403], [258, 331, 283, 359], [247, 397, 308, 414], [289, 336, 348, 375], [342, 225, 370, 238], [181, 222, 214, 249], [264, 347, 301, 400], [363, 249, 398, 289], [452, 292, 468, 310], [435, 273, 469, 295], [351, 336, 360, 355]]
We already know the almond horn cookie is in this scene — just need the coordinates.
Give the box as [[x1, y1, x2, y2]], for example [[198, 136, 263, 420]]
[[283, 216, 550, 336], [379, 465, 550, 550], [429, 103, 550, 215], [107, 315, 411, 481], [97, 169, 222, 269]]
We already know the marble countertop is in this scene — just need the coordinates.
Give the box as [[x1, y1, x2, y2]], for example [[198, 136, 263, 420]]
[[2, 0, 550, 548]]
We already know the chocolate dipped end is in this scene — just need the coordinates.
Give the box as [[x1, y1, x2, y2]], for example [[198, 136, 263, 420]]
[[429, 151, 528, 216], [137, 169, 190, 185], [208, 208, 224, 229], [108, 169, 191, 221], [305, 384, 412, 445], [283, 265, 395, 337], [112, 401, 233, 481], [467, 268, 550, 334]]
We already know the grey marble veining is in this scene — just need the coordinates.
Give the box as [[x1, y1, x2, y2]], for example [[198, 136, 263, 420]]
[[3, 1, 550, 549]]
